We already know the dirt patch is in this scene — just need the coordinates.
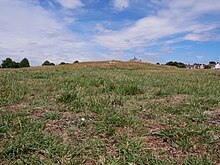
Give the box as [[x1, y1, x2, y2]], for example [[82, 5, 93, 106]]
[[105, 139, 118, 160], [213, 142, 220, 160], [205, 108, 220, 125], [44, 120, 65, 135], [144, 121, 165, 134], [28, 107, 50, 119], [141, 135, 209, 162], [150, 94, 188, 106], [163, 113, 177, 119], [208, 115, 220, 125], [141, 135, 186, 160], [0, 103, 27, 113], [115, 127, 136, 137], [43, 112, 96, 143]]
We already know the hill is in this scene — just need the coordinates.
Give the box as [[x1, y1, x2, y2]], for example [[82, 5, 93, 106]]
[[56, 60, 173, 69]]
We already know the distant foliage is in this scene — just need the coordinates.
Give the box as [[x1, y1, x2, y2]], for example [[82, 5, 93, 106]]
[[19, 58, 30, 68], [13, 62, 20, 68], [42, 60, 55, 66], [209, 61, 216, 65], [204, 65, 211, 69], [59, 62, 66, 65], [73, 60, 79, 63], [166, 61, 186, 68], [1, 58, 30, 68], [1, 58, 14, 68]]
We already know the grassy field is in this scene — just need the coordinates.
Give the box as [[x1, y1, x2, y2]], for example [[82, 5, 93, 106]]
[[0, 62, 220, 164]]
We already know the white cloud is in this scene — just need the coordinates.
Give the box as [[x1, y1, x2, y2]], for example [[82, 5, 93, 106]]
[[184, 33, 220, 41], [113, 0, 129, 11], [0, 0, 101, 65], [95, 0, 220, 51], [196, 56, 204, 59], [57, 0, 83, 9]]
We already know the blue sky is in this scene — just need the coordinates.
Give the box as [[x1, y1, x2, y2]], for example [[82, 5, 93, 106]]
[[0, 0, 220, 66]]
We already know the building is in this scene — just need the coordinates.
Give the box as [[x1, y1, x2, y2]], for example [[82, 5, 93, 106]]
[[209, 64, 216, 69], [186, 64, 194, 69], [215, 63, 220, 69], [186, 64, 205, 69], [130, 57, 142, 62]]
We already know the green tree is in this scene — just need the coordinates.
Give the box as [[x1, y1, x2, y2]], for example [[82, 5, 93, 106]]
[[19, 58, 30, 68], [1, 58, 14, 68], [13, 62, 20, 68], [73, 60, 79, 64], [209, 61, 216, 65], [166, 61, 186, 68], [42, 60, 54, 66], [59, 62, 66, 65], [204, 65, 211, 69]]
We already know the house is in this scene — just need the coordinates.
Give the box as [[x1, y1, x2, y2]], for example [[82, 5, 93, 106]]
[[186, 64, 205, 69], [209, 64, 216, 69], [130, 57, 142, 62], [186, 64, 194, 69], [215, 63, 220, 69]]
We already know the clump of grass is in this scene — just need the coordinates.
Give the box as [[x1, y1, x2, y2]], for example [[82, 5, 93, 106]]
[[43, 113, 62, 120], [95, 108, 136, 136], [56, 90, 78, 104], [117, 84, 144, 95]]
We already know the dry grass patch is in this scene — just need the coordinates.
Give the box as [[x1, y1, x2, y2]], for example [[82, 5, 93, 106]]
[[205, 108, 220, 125], [150, 94, 188, 106], [0, 102, 27, 113]]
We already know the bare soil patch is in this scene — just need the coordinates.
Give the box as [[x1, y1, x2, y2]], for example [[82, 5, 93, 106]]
[[205, 108, 220, 125], [149, 94, 188, 106], [0, 103, 27, 113]]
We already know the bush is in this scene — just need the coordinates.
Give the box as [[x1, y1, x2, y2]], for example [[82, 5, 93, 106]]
[[59, 62, 66, 65], [1, 58, 30, 68], [73, 60, 79, 64], [13, 62, 20, 68], [19, 58, 30, 68], [166, 61, 186, 68], [204, 65, 211, 69], [42, 60, 55, 66], [1, 58, 14, 68]]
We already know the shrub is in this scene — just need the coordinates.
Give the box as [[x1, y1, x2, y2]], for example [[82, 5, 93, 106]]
[[204, 65, 211, 69], [59, 62, 66, 65], [57, 90, 78, 104], [1, 58, 14, 68], [166, 61, 186, 68], [19, 58, 30, 68], [13, 62, 20, 68], [73, 60, 79, 64], [42, 60, 55, 66]]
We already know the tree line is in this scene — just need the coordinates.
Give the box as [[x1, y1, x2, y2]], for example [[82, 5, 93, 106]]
[[0, 58, 80, 68], [165, 61, 218, 69], [0, 58, 30, 68], [165, 61, 186, 68]]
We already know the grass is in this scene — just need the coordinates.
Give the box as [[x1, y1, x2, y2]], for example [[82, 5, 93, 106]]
[[0, 62, 220, 164]]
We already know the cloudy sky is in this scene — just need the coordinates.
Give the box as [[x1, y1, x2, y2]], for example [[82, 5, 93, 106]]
[[0, 0, 220, 65]]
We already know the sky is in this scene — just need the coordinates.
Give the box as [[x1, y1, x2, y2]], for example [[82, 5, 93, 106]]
[[0, 0, 220, 66]]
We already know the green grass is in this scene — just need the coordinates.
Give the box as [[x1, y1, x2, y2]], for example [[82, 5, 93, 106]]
[[0, 65, 220, 164]]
